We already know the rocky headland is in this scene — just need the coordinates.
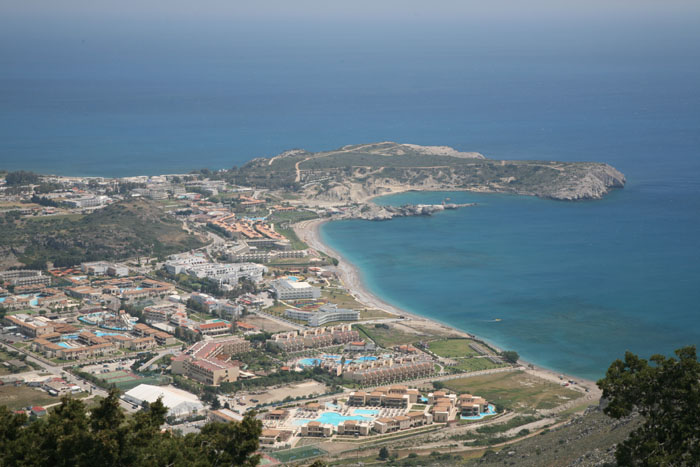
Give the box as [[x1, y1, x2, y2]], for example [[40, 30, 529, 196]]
[[234, 142, 626, 205], [334, 202, 476, 221]]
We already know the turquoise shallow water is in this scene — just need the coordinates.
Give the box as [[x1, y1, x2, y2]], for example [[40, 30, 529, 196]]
[[321, 184, 700, 380]]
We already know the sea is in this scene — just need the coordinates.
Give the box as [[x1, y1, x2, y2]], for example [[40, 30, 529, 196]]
[[1, 13, 699, 379]]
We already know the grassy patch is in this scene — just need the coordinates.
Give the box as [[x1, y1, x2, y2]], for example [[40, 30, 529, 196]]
[[0, 385, 58, 410], [443, 371, 583, 412], [359, 308, 396, 320], [428, 338, 480, 358], [321, 289, 365, 309], [272, 224, 308, 250], [453, 358, 504, 372], [354, 324, 420, 348], [270, 445, 327, 463]]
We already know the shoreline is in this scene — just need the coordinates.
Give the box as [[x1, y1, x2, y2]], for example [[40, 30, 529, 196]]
[[294, 217, 602, 394]]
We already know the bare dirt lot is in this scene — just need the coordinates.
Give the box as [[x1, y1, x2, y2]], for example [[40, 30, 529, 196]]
[[231, 380, 327, 409], [241, 314, 297, 333]]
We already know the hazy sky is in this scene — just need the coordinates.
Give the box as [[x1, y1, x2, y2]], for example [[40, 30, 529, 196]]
[[4, 0, 700, 22]]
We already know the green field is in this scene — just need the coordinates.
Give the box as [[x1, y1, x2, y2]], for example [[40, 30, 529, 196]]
[[270, 445, 327, 463], [97, 370, 168, 391], [321, 289, 366, 309], [453, 358, 504, 372], [0, 385, 57, 410], [428, 338, 481, 358], [355, 324, 421, 348], [273, 224, 308, 250], [443, 370, 583, 412]]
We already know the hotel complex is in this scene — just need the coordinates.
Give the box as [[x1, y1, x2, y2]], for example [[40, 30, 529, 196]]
[[284, 303, 359, 326], [172, 336, 251, 385], [270, 279, 321, 300]]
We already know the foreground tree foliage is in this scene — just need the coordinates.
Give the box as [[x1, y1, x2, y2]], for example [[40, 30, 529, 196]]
[[0, 389, 262, 467], [598, 345, 700, 466]]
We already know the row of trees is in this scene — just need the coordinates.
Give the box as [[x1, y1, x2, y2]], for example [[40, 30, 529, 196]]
[[0, 389, 263, 467]]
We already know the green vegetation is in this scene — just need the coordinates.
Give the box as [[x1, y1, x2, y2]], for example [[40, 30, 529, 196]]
[[0, 199, 206, 267], [428, 338, 480, 358], [4, 170, 40, 186], [321, 289, 366, 310], [474, 415, 539, 434], [452, 358, 504, 372], [221, 142, 623, 200], [500, 350, 519, 364], [444, 371, 583, 412], [0, 348, 40, 374], [598, 345, 700, 466], [270, 445, 327, 463], [0, 389, 262, 466], [272, 223, 308, 250], [354, 324, 420, 348]]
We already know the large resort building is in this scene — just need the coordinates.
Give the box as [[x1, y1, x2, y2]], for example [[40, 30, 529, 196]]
[[342, 356, 434, 386], [266, 324, 360, 352], [284, 304, 359, 326], [270, 279, 321, 300], [0, 270, 51, 288], [259, 386, 489, 448], [172, 336, 250, 385]]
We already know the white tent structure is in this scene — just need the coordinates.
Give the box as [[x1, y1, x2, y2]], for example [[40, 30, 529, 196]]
[[123, 384, 204, 418]]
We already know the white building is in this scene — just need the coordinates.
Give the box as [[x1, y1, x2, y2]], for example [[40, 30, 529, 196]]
[[65, 195, 108, 208], [271, 279, 321, 300], [122, 384, 204, 418], [284, 304, 359, 326], [164, 253, 208, 275], [81, 261, 130, 277]]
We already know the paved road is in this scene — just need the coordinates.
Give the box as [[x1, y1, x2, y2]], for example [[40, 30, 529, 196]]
[[138, 348, 180, 372]]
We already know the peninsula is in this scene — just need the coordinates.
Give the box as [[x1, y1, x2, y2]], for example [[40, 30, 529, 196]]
[[0, 144, 631, 465], [232, 141, 626, 204]]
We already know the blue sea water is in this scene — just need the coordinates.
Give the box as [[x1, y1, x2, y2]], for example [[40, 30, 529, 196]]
[[1, 11, 699, 378], [322, 184, 700, 380]]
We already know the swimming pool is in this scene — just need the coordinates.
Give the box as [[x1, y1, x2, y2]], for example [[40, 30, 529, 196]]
[[57, 342, 72, 348], [95, 331, 124, 337], [298, 355, 379, 367], [286, 276, 299, 282], [299, 358, 322, 366], [460, 404, 497, 420], [353, 409, 379, 416], [293, 412, 374, 427], [355, 356, 377, 362]]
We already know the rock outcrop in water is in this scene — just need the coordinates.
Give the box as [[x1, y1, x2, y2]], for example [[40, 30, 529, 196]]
[[336, 202, 476, 221]]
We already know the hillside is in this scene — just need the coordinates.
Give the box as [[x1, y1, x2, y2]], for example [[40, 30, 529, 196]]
[[232, 142, 625, 202], [465, 407, 641, 467], [0, 199, 206, 268]]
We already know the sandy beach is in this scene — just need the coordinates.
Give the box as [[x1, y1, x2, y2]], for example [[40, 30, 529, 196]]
[[294, 217, 602, 395]]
